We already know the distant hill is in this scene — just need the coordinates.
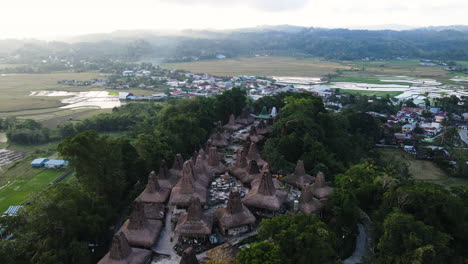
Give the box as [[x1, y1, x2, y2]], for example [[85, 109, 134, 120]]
[[1, 25, 468, 62]]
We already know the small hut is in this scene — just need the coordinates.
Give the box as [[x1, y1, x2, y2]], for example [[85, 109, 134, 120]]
[[157, 159, 180, 189], [169, 161, 208, 208], [97, 232, 152, 264], [136, 171, 171, 220], [205, 147, 227, 175], [119, 201, 163, 248], [242, 171, 287, 217], [214, 191, 256, 235], [299, 185, 325, 214], [223, 114, 242, 131], [311, 172, 333, 200], [175, 198, 213, 239], [246, 142, 266, 167], [282, 160, 315, 188], [180, 247, 199, 264]]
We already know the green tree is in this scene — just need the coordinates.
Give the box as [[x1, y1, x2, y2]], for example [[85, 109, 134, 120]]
[[236, 241, 282, 264]]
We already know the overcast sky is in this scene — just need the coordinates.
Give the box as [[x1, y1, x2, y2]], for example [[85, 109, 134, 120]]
[[1, 0, 467, 39]]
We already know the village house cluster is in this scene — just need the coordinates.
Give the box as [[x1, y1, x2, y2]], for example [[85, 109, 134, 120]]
[[98, 108, 334, 264]]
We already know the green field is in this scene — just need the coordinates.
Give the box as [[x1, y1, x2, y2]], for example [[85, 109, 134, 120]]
[[378, 148, 468, 186], [330, 76, 411, 86], [333, 89, 403, 97], [163, 57, 351, 77], [0, 168, 63, 213]]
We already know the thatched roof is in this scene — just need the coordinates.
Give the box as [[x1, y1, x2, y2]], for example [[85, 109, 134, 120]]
[[169, 154, 185, 179], [157, 160, 180, 189], [194, 155, 212, 188], [205, 147, 227, 175], [246, 142, 266, 166], [256, 120, 270, 135], [299, 185, 325, 214], [119, 201, 163, 248], [236, 109, 254, 125], [180, 247, 199, 264], [137, 171, 171, 204], [282, 160, 315, 188], [224, 114, 243, 131], [242, 171, 287, 212], [169, 161, 207, 207], [98, 231, 152, 264], [175, 198, 213, 236], [214, 191, 256, 230], [236, 160, 261, 184], [211, 131, 229, 147], [311, 172, 333, 199], [251, 162, 280, 189], [229, 148, 248, 180], [244, 126, 264, 143]]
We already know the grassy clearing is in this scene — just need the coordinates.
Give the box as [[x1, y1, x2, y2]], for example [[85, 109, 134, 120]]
[[378, 148, 468, 186], [163, 56, 351, 77], [333, 89, 403, 97]]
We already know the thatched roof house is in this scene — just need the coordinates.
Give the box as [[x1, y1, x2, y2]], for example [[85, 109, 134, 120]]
[[157, 159, 180, 189], [210, 131, 229, 148], [299, 185, 325, 214], [137, 171, 171, 204], [205, 147, 227, 175], [244, 126, 264, 143], [236, 109, 254, 125], [256, 120, 270, 135], [214, 191, 256, 235], [236, 160, 261, 184], [98, 231, 152, 264], [224, 114, 242, 131], [169, 161, 208, 208], [119, 201, 163, 248], [193, 155, 212, 188], [246, 142, 266, 167], [180, 247, 199, 264], [169, 154, 185, 179], [175, 198, 213, 238], [229, 148, 248, 179], [311, 172, 333, 199], [242, 171, 287, 216], [282, 160, 315, 188]]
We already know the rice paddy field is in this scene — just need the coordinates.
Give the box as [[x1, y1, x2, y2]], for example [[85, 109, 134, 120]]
[[378, 148, 468, 187]]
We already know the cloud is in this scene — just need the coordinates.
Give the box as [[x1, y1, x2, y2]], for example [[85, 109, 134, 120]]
[[159, 0, 310, 12]]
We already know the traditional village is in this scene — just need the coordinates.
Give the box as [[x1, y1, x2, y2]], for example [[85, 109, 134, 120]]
[[97, 109, 334, 264]]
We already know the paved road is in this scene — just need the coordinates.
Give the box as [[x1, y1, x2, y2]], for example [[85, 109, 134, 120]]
[[344, 210, 374, 264], [459, 129, 468, 146]]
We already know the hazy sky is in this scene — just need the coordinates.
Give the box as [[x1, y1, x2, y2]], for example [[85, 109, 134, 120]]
[[1, 0, 466, 39]]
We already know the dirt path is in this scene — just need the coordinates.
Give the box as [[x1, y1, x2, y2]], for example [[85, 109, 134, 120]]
[[344, 210, 374, 264]]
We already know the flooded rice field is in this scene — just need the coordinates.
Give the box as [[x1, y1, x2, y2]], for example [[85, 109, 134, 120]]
[[29, 90, 121, 109]]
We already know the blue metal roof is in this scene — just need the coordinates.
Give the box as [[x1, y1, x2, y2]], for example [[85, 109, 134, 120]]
[[31, 158, 48, 165], [3, 205, 23, 216], [44, 160, 69, 166]]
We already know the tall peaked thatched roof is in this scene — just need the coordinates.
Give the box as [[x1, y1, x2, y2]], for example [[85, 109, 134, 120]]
[[157, 159, 180, 189], [137, 171, 170, 204], [98, 231, 152, 264], [299, 185, 325, 214], [169, 161, 207, 207], [119, 201, 163, 248], [282, 160, 315, 188], [169, 154, 185, 180], [214, 191, 256, 231], [236, 159, 261, 184], [180, 247, 199, 264], [256, 120, 269, 135], [175, 198, 213, 236], [244, 126, 264, 143], [229, 148, 248, 180], [194, 154, 212, 188], [242, 171, 287, 212], [206, 147, 227, 174], [246, 142, 266, 166], [236, 108, 254, 125], [311, 171, 333, 199], [224, 114, 242, 131], [211, 131, 229, 147]]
